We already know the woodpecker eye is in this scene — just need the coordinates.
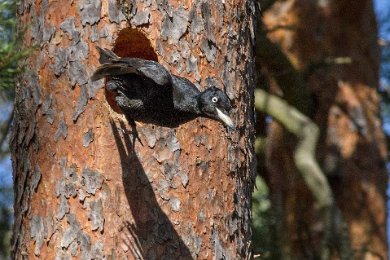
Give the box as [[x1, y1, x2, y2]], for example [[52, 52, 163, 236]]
[[212, 97, 218, 103]]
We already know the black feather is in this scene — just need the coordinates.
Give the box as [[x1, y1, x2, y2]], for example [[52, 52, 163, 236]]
[[92, 46, 234, 128], [96, 46, 119, 63]]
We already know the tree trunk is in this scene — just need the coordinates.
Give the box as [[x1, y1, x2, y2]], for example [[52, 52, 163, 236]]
[[11, 0, 256, 259], [261, 0, 387, 258]]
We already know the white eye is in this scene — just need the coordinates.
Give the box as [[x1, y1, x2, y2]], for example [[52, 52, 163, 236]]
[[212, 97, 218, 103]]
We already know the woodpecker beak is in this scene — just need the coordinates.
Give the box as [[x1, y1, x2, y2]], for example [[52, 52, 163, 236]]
[[216, 108, 235, 129]]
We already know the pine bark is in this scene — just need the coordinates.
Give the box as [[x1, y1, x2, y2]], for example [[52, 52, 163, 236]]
[[11, 0, 256, 259], [261, 0, 387, 258]]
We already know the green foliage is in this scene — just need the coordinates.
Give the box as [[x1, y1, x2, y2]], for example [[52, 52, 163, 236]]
[[0, 0, 24, 258], [0, 0, 30, 91], [252, 176, 273, 258], [0, 185, 12, 259]]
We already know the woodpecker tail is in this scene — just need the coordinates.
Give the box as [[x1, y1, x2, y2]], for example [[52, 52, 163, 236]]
[[92, 46, 124, 81], [91, 47, 172, 86], [96, 46, 119, 64]]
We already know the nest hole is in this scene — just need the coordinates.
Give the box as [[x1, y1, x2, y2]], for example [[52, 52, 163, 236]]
[[105, 28, 158, 113], [113, 28, 158, 61]]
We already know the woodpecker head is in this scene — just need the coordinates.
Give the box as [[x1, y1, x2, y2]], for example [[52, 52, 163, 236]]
[[198, 87, 234, 129]]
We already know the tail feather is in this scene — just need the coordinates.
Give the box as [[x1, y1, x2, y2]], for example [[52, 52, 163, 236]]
[[91, 63, 138, 81], [96, 46, 119, 64]]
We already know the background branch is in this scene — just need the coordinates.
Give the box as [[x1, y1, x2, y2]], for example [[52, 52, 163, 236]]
[[254, 89, 352, 258]]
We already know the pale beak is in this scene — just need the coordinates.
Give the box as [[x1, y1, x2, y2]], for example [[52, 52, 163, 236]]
[[216, 108, 235, 129]]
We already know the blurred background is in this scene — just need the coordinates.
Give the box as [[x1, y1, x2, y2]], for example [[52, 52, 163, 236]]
[[0, 0, 390, 259], [0, 0, 22, 258], [253, 0, 390, 258]]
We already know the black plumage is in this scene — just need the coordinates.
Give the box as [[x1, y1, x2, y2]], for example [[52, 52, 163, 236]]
[[91, 47, 234, 129]]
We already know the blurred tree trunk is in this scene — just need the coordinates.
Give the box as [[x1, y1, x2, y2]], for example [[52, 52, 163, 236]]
[[11, 0, 256, 258], [259, 0, 388, 258]]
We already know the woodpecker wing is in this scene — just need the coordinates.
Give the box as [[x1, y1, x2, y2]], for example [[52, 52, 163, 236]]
[[92, 47, 172, 87]]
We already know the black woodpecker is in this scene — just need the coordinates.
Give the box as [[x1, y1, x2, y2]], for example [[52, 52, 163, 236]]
[[91, 47, 234, 129]]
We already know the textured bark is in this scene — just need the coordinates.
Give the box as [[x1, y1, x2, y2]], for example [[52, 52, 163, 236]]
[[260, 0, 387, 258], [11, 0, 256, 259]]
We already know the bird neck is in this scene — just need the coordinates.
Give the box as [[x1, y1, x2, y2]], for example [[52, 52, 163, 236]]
[[174, 90, 202, 115], [192, 94, 203, 115], [172, 76, 202, 115]]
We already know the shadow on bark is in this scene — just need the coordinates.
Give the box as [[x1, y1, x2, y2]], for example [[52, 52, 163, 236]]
[[110, 120, 192, 259]]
